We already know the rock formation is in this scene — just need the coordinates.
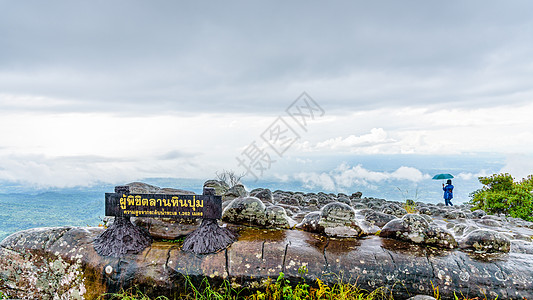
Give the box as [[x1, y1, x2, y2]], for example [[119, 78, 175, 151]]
[[2, 182, 533, 299]]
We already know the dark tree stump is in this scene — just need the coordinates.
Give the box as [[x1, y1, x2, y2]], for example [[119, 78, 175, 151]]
[[94, 216, 152, 257], [182, 219, 237, 254]]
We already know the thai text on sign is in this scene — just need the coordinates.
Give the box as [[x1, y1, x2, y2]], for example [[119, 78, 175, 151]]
[[104, 193, 222, 219]]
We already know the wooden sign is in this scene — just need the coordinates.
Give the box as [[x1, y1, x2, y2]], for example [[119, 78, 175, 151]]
[[104, 193, 222, 219]]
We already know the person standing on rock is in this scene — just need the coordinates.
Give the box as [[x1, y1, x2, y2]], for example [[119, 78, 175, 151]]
[[443, 179, 454, 206]]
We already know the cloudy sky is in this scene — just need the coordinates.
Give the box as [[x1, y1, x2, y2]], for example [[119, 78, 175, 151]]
[[1, 1, 533, 192]]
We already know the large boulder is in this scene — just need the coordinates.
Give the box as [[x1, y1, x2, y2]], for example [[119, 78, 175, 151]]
[[459, 229, 511, 253], [357, 209, 397, 227], [250, 188, 273, 203], [295, 212, 323, 233], [318, 202, 362, 238], [203, 180, 229, 196], [221, 197, 294, 228], [380, 214, 457, 249], [297, 202, 363, 238], [381, 203, 408, 217], [224, 184, 248, 201], [350, 191, 363, 199], [265, 206, 297, 228], [277, 195, 302, 206], [222, 197, 267, 226]]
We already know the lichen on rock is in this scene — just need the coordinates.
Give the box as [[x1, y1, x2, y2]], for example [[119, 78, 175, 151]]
[[459, 229, 511, 253], [380, 213, 457, 248], [222, 196, 295, 228]]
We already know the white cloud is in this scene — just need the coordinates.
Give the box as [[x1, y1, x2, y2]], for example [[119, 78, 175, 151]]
[[391, 166, 429, 182], [456, 170, 492, 181], [294, 172, 336, 191], [1, 2, 533, 188], [0, 94, 71, 110], [293, 163, 429, 192], [295, 102, 533, 156], [316, 128, 394, 149], [0, 111, 271, 187], [499, 154, 533, 181]]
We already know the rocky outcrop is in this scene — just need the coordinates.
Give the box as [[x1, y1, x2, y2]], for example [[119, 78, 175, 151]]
[[203, 180, 229, 196], [221, 196, 296, 228], [250, 188, 273, 203], [126, 182, 195, 195], [223, 184, 247, 201], [296, 202, 364, 238], [2, 226, 533, 299], [459, 229, 511, 253], [357, 209, 397, 227], [380, 214, 457, 249], [2, 183, 533, 299], [318, 202, 362, 237]]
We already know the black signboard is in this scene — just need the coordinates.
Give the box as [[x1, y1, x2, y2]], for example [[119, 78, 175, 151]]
[[105, 193, 222, 219]]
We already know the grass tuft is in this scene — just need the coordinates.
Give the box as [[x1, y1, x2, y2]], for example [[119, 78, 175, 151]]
[[98, 273, 504, 300]]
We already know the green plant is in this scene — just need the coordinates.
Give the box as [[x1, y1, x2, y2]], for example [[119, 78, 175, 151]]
[[469, 173, 533, 221], [403, 202, 418, 214], [99, 287, 168, 300], [430, 281, 500, 300], [249, 272, 391, 300], [250, 272, 311, 300], [181, 275, 243, 300], [100, 274, 507, 300], [0, 290, 7, 299], [161, 236, 186, 244], [397, 187, 420, 214], [431, 280, 440, 299]]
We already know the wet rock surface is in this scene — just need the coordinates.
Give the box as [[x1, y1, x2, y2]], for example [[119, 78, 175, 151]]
[[380, 214, 457, 249], [459, 229, 511, 253], [2, 225, 533, 299], [222, 196, 295, 228], [318, 202, 362, 237], [2, 184, 533, 299]]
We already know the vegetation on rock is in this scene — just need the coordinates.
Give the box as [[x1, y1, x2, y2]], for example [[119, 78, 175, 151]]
[[98, 272, 501, 300], [469, 173, 533, 221]]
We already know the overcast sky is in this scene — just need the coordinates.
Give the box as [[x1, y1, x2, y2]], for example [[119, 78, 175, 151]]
[[1, 1, 533, 190]]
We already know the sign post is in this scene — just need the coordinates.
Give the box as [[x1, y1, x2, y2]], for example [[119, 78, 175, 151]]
[[94, 186, 236, 256]]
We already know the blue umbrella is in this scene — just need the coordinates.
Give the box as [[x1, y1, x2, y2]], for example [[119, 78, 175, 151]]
[[432, 173, 454, 180]]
